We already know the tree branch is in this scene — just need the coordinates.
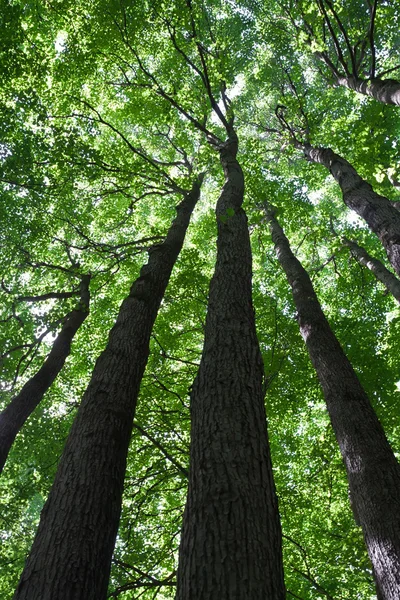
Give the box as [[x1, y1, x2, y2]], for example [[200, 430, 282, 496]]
[[367, 0, 378, 78], [316, 0, 350, 76], [133, 422, 188, 478], [324, 0, 356, 75], [17, 290, 79, 303]]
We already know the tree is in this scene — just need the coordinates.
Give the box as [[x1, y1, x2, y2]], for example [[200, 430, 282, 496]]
[[1, 1, 400, 599], [284, 0, 400, 105], [342, 237, 400, 304], [0, 272, 90, 473], [264, 204, 400, 599], [13, 175, 203, 600], [299, 143, 400, 277], [175, 115, 285, 600], [272, 108, 400, 277]]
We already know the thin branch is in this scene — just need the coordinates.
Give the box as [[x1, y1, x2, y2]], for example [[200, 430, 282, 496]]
[[17, 248, 80, 277], [56, 219, 164, 256], [292, 568, 335, 600], [0, 343, 31, 362], [376, 64, 400, 79], [155, 127, 193, 174], [133, 422, 188, 477], [367, 0, 378, 78], [7, 315, 65, 389], [315, 49, 341, 79], [284, 70, 310, 134], [354, 38, 368, 75], [150, 374, 187, 407], [324, 0, 356, 75], [108, 565, 176, 598], [316, 0, 350, 76], [165, 19, 207, 87], [17, 290, 79, 303], [111, 11, 221, 144], [283, 534, 335, 600], [70, 99, 186, 193], [311, 254, 336, 274], [152, 334, 200, 367]]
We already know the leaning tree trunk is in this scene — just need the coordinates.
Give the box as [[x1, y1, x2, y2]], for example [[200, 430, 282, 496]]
[[301, 143, 400, 276], [176, 133, 285, 600], [343, 237, 400, 304], [13, 177, 203, 600], [336, 75, 400, 106], [265, 206, 400, 600], [0, 274, 91, 474]]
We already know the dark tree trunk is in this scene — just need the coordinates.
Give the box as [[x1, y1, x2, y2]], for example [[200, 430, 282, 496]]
[[265, 207, 400, 600], [343, 237, 400, 304], [0, 274, 91, 474], [302, 144, 400, 276], [13, 177, 203, 600], [176, 133, 285, 600], [336, 76, 400, 106]]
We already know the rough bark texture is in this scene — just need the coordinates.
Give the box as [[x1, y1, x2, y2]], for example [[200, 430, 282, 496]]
[[176, 133, 285, 600], [13, 178, 202, 600], [0, 274, 91, 474], [303, 144, 400, 276], [343, 237, 400, 304], [336, 75, 400, 106], [266, 208, 400, 600]]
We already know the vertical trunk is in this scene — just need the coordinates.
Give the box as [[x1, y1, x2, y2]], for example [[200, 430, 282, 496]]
[[302, 144, 400, 276], [0, 274, 91, 474], [176, 133, 285, 600], [343, 237, 400, 304], [13, 178, 203, 600], [265, 207, 400, 600], [336, 76, 400, 106]]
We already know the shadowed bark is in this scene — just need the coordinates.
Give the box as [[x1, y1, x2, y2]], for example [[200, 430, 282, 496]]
[[13, 177, 203, 600], [265, 206, 400, 600], [0, 274, 91, 474], [176, 133, 285, 600], [300, 143, 400, 276], [343, 237, 400, 304]]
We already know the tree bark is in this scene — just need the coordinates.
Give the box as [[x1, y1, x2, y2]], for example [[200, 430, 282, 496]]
[[13, 177, 203, 600], [302, 144, 400, 276], [0, 274, 91, 474], [343, 237, 400, 304], [265, 206, 400, 600], [176, 133, 285, 600], [336, 76, 400, 106]]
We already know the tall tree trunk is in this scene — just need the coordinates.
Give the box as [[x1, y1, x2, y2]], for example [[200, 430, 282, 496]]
[[336, 76, 400, 106], [301, 143, 400, 276], [176, 133, 285, 600], [343, 237, 400, 304], [265, 206, 400, 600], [0, 274, 91, 474], [13, 177, 203, 600]]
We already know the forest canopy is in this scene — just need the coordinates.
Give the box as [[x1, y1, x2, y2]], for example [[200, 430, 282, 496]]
[[1, 0, 400, 599]]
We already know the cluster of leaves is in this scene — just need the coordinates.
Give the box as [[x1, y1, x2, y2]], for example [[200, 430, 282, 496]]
[[1, 1, 399, 598]]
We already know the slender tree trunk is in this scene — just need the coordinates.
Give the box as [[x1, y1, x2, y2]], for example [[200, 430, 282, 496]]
[[343, 237, 400, 304], [301, 144, 400, 276], [176, 133, 285, 600], [0, 274, 91, 474], [13, 177, 203, 600], [265, 206, 400, 600], [336, 76, 400, 106]]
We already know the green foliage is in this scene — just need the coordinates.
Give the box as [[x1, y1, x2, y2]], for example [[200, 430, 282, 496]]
[[1, 1, 399, 599]]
